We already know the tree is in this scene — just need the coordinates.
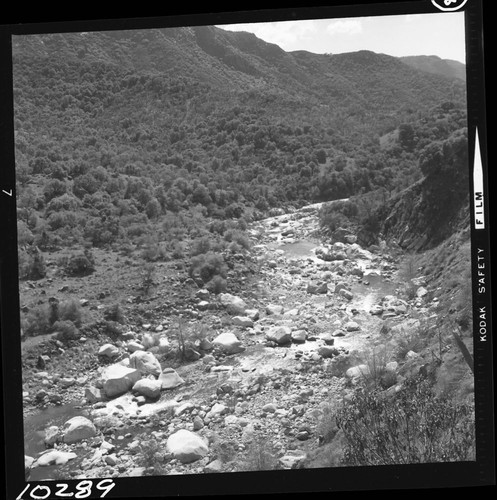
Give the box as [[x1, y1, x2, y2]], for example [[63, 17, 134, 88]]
[[43, 179, 67, 202], [316, 148, 327, 164], [145, 198, 161, 219]]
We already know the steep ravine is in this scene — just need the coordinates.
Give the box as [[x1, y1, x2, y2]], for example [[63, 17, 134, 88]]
[[22, 202, 464, 480]]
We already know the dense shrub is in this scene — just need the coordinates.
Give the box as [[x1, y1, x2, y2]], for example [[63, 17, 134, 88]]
[[103, 303, 126, 324], [22, 304, 51, 337], [17, 221, 34, 246], [52, 320, 79, 340], [335, 375, 475, 465], [58, 299, 83, 327], [140, 262, 156, 296], [205, 275, 227, 294], [190, 236, 212, 256], [63, 249, 96, 276], [223, 229, 251, 250], [138, 438, 165, 476], [237, 434, 280, 472], [18, 247, 46, 280], [188, 252, 227, 283]]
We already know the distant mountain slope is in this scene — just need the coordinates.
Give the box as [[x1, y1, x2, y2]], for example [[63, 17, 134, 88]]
[[400, 55, 466, 82], [12, 27, 467, 115]]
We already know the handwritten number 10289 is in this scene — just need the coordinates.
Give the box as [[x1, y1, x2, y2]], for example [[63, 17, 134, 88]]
[[17, 479, 116, 499]]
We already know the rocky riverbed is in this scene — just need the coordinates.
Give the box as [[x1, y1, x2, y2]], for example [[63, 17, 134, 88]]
[[22, 202, 454, 480]]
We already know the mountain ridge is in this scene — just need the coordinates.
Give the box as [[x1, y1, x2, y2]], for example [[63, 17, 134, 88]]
[[12, 26, 466, 110]]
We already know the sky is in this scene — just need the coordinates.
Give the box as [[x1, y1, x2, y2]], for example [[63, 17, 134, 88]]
[[216, 12, 466, 64]]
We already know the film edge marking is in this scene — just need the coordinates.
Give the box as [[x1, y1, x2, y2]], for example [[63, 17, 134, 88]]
[[473, 127, 484, 230]]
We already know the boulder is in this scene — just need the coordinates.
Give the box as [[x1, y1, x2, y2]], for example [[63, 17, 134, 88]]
[[100, 364, 141, 398], [197, 301, 210, 311], [284, 308, 300, 317], [127, 341, 145, 353], [232, 316, 254, 328], [196, 289, 210, 301], [279, 451, 306, 469], [174, 401, 195, 417], [159, 368, 184, 390], [334, 283, 349, 295], [132, 378, 162, 399], [339, 289, 354, 301], [44, 425, 61, 446], [382, 295, 408, 315], [291, 330, 307, 344], [98, 344, 119, 359], [104, 454, 118, 466], [62, 416, 97, 444], [369, 305, 384, 316], [157, 337, 171, 353], [212, 332, 245, 354], [129, 350, 162, 377], [199, 338, 213, 351], [347, 244, 374, 260], [306, 281, 328, 295], [219, 293, 247, 315], [349, 267, 364, 278], [204, 459, 223, 473], [385, 361, 398, 372], [262, 403, 277, 413], [206, 403, 227, 419], [266, 304, 284, 315], [202, 354, 216, 365], [59, 377, 76, 388], [346, 364, 370, 381], [141, 333, 157, 349], [85, 386, 104, 404], [320, 332, 335, 345], [35, 450, 77, 467], [344, 321, 360, 332], [266, 326, 292, 345], [318, 346, 339, 358], [166, 430, 209, 464], [25, 455, 35, 470], [245, 309, 260, 321], [193, 416, 204, 431]]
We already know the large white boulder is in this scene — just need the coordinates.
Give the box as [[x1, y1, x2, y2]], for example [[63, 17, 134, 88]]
[[62, 416, 97, 444], [166, 429, 209, 464], [129, 350, 162, 377], [218, 293, 247, 315], [159, 368, 184, 390], [98, 344, 120, 359], [232, 316, 254, 328], [141, 333, 158, 349], [132, 378, 162, 399], [212, 332, 245, 354], [266, 304, 284, 315], [100, 364, 141, 398], [266, 326, 292, 345], [35, 450, 77, 467]]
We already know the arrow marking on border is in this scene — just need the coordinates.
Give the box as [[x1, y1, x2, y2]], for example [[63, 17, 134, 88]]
[[473, 128, 485, 230]]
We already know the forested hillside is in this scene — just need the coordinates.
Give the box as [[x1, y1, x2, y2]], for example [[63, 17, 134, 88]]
[[13, 26, 467, 261]]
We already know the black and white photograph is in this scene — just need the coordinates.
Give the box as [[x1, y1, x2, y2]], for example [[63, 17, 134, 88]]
[[1, 1, 494, 498]]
